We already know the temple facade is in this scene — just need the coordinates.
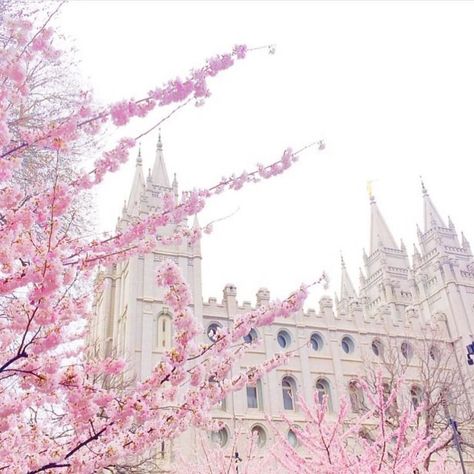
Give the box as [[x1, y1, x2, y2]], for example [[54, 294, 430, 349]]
[[91, 137, 474, 469]]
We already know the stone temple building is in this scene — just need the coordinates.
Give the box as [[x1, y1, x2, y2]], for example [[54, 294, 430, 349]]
[[91, 136, 474, 469]]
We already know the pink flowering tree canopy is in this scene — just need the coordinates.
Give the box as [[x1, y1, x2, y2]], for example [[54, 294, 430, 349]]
[[174, 375, 453, 474], [0, 3, 326, 473]]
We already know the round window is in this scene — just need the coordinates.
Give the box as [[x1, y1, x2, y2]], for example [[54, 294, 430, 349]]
[[251, 425, 267, 448], [341, 336, 355, 354], [210, 426, 229, 447], [310, 333, 324, 351], [207, 323, 221, 342], [287, 429, 298, 448], [277, 330, 291, 349], [244, 328, 258, 344], [372, 339, 383, 357]]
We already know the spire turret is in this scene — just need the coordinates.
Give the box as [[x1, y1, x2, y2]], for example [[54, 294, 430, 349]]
[[400, 238, 406, 253], [462, 232, 471, 253], [127, 150, 145, 214], [420, 178, 446, 232], [412, 243, 421, 267], [369, 194, 398, 254], [359, 267, 366, 286], [340, 254, 357, 300], [448, 215, 456, 230], [151, 131, 171, 188]]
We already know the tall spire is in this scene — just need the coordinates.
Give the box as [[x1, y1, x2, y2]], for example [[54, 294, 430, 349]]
[[151, 130, 171, 187], [369, 193, 398, 254], [127, 147, 145, 213], [340, 254, 356, 299], [420, 177, 446, 232]]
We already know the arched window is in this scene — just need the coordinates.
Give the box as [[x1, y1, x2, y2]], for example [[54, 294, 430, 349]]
[[282, 376, 297, 410], [310, 332, 324, 352], [246, 379, 263, 410], [316, 378, 332, 411], [382, 382, 398, 416], [429, 345, 440, 362], [348, 380, 365, 413], [157, 312, 172, 349], [277, 330, 292, 349], [341, 336, 355, 354], [244, 328, 258, 344], [210, 426, 229, 447], [251, 425, 267, 448], [401, 341, 413, 360], [410, 385, 423, 410], [207, 322, 222, 342], [218, 396, 227, 411]]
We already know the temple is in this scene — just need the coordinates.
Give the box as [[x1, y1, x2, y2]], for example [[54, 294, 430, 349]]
[[91, 137, 474, 469]]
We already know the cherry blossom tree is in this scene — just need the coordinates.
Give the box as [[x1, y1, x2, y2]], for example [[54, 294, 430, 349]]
[[174, 376, 453, 474], [270, 374, 452, 474], [0, 3, 326, 473], [362, 331, 474, 470]]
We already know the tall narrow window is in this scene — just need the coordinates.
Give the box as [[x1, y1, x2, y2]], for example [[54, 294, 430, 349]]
[[157, 312, 172, 349], [383, 382, 398, 417], [316, 378, 332, 411], [159, 441, 166, 459], [218, 396, 227, 411], [282, 377, 296, 410], [247, 385, 258, 409], [349, 380, 364, 413], [246, 380, 263, 410], [410, 385, 423, 410], [251, 425, 267, 448]]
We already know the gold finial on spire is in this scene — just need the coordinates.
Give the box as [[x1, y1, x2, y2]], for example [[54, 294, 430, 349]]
[[367, 180, 375, 202]]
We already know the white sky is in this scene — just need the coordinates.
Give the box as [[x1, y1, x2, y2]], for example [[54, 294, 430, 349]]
[[59, 1, 474, 309]]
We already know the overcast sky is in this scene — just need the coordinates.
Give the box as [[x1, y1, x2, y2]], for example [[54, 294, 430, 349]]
[[59, 1, 474, 309]]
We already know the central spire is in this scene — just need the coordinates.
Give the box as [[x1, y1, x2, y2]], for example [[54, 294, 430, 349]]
[[369, 193, 398, 254], [151, 131, 171, 188]]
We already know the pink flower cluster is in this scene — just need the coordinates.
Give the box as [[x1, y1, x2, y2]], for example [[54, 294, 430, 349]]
[[0, 5, 333, 473]]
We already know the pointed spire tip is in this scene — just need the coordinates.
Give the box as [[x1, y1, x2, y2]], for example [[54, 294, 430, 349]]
[[367, 180, 376, 203], [157, 129, 163, 151], [137, 143, 142, 165], [420, 175, 428, 196]]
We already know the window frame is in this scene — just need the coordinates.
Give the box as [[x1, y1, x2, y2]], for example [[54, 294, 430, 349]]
[[310, 332, 324, 352], [282, 376, 296, 411], [277, 330, 292, 349], [341, 335, 355, 354]]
